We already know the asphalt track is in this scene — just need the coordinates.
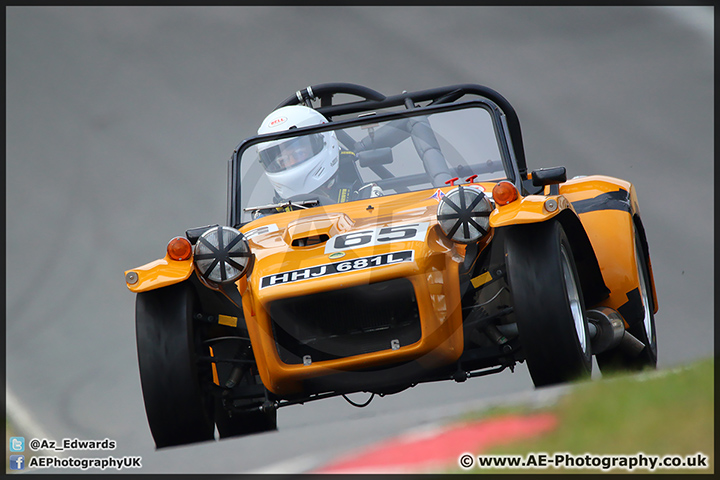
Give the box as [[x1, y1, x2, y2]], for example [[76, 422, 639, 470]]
[[5, 6, 714, 474]]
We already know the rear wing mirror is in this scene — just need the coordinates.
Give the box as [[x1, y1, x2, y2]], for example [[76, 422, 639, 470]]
[[357, 147, 393, 168]]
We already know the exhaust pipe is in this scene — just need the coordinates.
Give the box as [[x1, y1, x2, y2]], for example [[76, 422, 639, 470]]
[[587, 307, 645, 356]]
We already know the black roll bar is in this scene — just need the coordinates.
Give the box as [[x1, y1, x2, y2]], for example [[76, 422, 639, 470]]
[[277, 82, 527, 177]]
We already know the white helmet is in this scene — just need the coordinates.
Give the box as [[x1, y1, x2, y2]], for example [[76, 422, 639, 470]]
[[256, 105, 339, 198]]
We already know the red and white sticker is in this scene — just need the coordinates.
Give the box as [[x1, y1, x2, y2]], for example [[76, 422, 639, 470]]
[[267, 116, 288, 128]]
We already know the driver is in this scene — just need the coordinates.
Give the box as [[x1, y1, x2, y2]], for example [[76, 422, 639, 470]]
[[256, 105, 382, 206]]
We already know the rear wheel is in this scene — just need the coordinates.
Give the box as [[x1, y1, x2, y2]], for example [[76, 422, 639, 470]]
[[136, 282, 215, 448], [505, 221, 592, 387], [596, 224, 657, 372]]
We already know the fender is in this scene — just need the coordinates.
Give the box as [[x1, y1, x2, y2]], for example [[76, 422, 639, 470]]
[[487, 175, 657, 328], [125, 254, 194, 293], [126, 256, 248, 331], [560, 175, 658, 326], [489, 194, 570, 227], [491, 196, 610, 308]]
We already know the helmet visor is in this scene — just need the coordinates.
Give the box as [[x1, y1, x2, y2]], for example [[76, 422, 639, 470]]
[[258, 134, 324, 173]]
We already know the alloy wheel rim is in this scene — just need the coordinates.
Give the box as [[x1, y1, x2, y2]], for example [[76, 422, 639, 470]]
[[635, 238, 655, 347], [561, 245, 588, 354]]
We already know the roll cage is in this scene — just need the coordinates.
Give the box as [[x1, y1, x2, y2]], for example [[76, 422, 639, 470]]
[[228, 83, 533, 228]]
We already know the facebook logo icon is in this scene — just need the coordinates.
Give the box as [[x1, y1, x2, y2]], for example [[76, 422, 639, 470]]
[[10, 455, 25, 470]]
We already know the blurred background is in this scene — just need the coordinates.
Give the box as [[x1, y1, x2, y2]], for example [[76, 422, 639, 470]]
[[6, 6, 713, 474]]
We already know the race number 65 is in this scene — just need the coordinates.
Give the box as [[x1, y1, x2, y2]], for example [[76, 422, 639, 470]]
[[324, 222, 430, 253]]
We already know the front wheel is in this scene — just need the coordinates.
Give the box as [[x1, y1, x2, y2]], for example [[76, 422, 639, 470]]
[[505, 221, 592, 387], [136, 282, 215, 448]]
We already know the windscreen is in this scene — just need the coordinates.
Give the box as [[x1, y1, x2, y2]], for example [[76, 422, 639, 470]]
[[235, 104, 510, 224]]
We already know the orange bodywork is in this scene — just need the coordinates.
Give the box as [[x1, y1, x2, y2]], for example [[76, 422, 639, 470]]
[[489, 175, 658, 325], [125, 176, 657, 395], [558, 176, 659, 319], [125, 255, 193, 293], [238, 187, 476, 395], [489, 194, 568, 226]]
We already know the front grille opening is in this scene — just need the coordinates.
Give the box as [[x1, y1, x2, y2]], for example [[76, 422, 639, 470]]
[[270, 278, 421, 364], [292, 234, 330, 247]]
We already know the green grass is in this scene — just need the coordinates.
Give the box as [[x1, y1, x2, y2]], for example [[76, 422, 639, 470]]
[[452, 357, 714, 474]]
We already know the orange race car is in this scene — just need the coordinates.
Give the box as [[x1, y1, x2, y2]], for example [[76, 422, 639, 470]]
[[125, 83, 658, 448]]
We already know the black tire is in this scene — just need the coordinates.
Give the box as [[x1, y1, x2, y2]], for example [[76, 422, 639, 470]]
[[596, 224, 658, 372], [505, 221, 592, 387], [136, 282, 215, 448]]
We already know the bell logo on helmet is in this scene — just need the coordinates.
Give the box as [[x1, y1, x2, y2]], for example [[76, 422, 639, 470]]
[[268, 116, 288, 128]]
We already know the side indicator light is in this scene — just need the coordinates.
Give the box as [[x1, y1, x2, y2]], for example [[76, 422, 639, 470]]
[[167, 236, 193, 261], [492, 181, 519, 206]]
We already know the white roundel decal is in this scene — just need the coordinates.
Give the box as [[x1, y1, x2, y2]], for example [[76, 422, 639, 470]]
[[324, 222, 430, 254]]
